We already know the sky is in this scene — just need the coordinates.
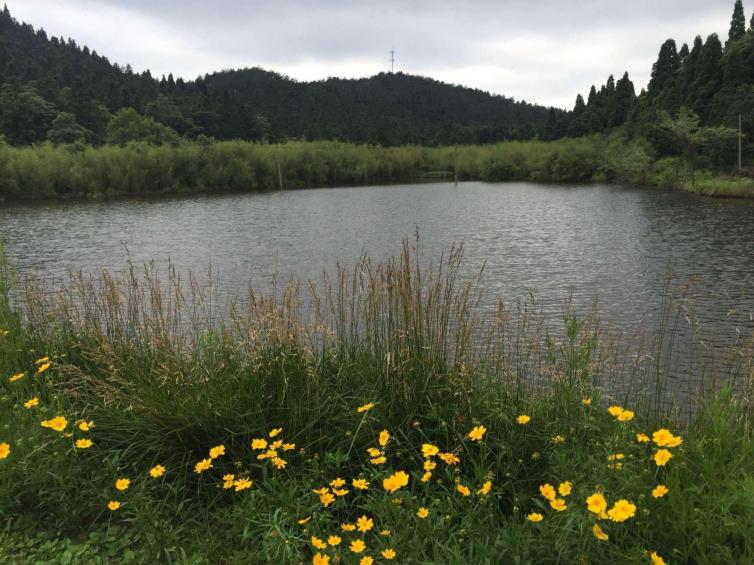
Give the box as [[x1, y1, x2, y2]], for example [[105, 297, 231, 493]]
[[6, 0, 742, 109]]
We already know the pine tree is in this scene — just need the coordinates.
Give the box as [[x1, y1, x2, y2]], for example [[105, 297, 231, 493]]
[[728, 0, 746, 42], [648, 39, 680, 96]]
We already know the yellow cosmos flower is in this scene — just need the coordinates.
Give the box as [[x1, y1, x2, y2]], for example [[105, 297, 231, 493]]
[[0, 442, 10, 459], [636, 433, 650, 442], [652, 429, 674, 447], [251, 438, 267, 450], [312, 553, 329, 565], [370, 456, 387, 465], [352, 478, 369, 490], [383, 470, 409, 493], [438, 452, 460, 465], [234, 478, 252, 491], [650, 551, 667, 565], [526, 512, 543, 522], [422, 443, 440, 457], [107, 500, 121, 511], [24, 397, 39, 409], [617, 409, 635, 421], [311, 536, 327, 550], [269, 427, 282, 437], [36, 362, 52, 374], [75, 438, 93, 449], [41, 416, 68, 432], [341, 523, 356, 532], [282, 442, 296, 451], [115, 478, 130, 491], [550, 498, 567, 511], [209, 445, 225, 459], [327, 535, 341, 546], [423, 459, 437, 471], [223, 474, 236, 489], [607, 405, 623, 417], [477, 480, 492, 496], [666, 435, 683, 448], [356, 402, 375, 413], [194, 458, 213, 473], [79, 420, 95, 431], [416, 507, 429, 519], [457, 484, 471, 497], [592, 524, 609, 541], [652, 484, 669, 498], [539, 483, 556, 501], [349, 539, 366, 553], [468, 425, 487, 440], [149, 465, 166, 478], [270, 440, 283, 450], [586, 493, 608, 515], [271, 457, 287, 469], [332, 488, 349, 496], [558, 481, 572, 496], [378, 430, 390, 447], [607, 499, 636, 522], [654, 449, 673, 466], [356, 515, 374, 532], [319, 492, 336, 507], [381, 548, 396, 559], [360, 557, 373, 565], [581, 397, 592, 405], [421, 471, 432, 483], [9, 372, 26, 382], [367, 447, 382, 457], [516, 415, 531, 425], [330, 478, 346, 488]]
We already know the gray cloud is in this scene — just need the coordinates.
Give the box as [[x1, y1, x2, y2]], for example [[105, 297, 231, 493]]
[[6, 0, 740, 108]]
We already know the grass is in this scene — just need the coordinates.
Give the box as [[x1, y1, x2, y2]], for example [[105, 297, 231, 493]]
[[0, 241, 752, 564], [684, 174, 754, 198]]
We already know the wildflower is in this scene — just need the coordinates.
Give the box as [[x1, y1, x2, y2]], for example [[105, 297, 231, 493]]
[[666, 435, 683, 448], [457, 484, 471, 497], [586, 493, 608, 515], [0, 442, 10, 459], [194, 458, 213, 473], [592, 524, 609, 541], [35, 356, 50, 365], [333, 488, 349, 496], [223, 474, 235, 489], [421, 471, 432, 483], [272, 457, 287, 469], [356, 515, 374, 532], [367, 447, 382, 457], [370, 456, 387, 465], [378, 430, 390, 447], [652, 485, 669, 498], [383, 470, 409, 493], [551, 435, 566, 444], [381, 548, 396, 559], [636, 433, 650, 443], [539, 483, 556, 501], [618, 410, 635, 421], [209, 445, 225, 459], [526, 512, 543, 522], [652, 429, 674, 447], [607, 499, 636, 522], [438, 452, 460, 465], [327, 535, 341, 546], [311, 536, 328, 550], [360, 558, 373, 565], [79, 420, 95, 431], [341, 523, 356, 532], [654, 449, 673, 467], [422, 443, 440, 457], [379, 529, 390, 536], [107, 501, 121, 511], [115, 478, 130, 491], [516, 415, 531, 425], [330, 478, 346, 488], [313, 487, 329, 495], [251, 438, 268, 450], [234, 478, 252, 491], [349, 539, 366, 553], [558, 481, 572, 496], [9, 372, 25, 382], [607, 453, 625, 460], [24, 397, 39, 409], [416, 507, 429, 519], [550, 498, 567, 511], [40, 416, 68, 432], [269, 427, 282, 437], [36, 362, 51, 374], [149, 465, 166, 478], [75, 438, 93, 449], [581, 397, 592, 405], [352, 478, 369, 490], [477, 480, 492, 496], [607, 405, 623, 417], [423, 459, 437, 471], [298, 516, 311, 525], [356, 402, 375, 413], [468, 425, 487, 441], [312, 554, 329, 565], [282, 442, 296, 451], [319, 492, 335, 507], [650, 551, 667, 565], [270, 441, 284, 450]]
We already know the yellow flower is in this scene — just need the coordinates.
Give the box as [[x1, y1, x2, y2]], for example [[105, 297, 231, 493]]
[[36, 362, 51, 374], [282, 442, 296, 451], [422, 443, 440, 457], [477, 480, 492, 496], [360, 558, 373, 565], [381, 548, 396, 559], [327, 535, 341, 546], [149, 465, 166, 478], [349, 539, 366, 553], [379, 529, 390, 536], [311, 536, 327, 550], [356, 515, 374, 533], [652, 429, 674, 447], [586, 493, 608, 515], [9, 372, 26, 382], [271, 457, 287, 469], [423, 459, 437, 471], [526, 512, 543, 522], [269, 427, 282, 437], [457, 484, 471, 497], [356, 402, 375, 413], [607, 499, 636, 522], [550, 498, 567, 511], [617, 409, 635, 421], [341, 523, 356, 532], [378, 429, 390, 447], [416, 507, 429, 519], [370, 456, 387, 465], [107, 500, 121, 511], [654, 449, 673, 466], [650, 551, 667, 565], [319, 492, 335, 507], [115, 478, 130, 491], [271, 440, 284, 450], [551, 435, 566, 444], [607, 453, 625, 460], [581, 397, 592, 405], [35, 356, 50, 365], [298, 516, 311, 525], [421, 471, 432, 483], [516, 415, 531, 425], [41, 416, 68, 432], [607, 405, 623, 417], [539, 483, 556, 501], [352, 478, 369, 490], [209, 445, 225, 459], [78, 420, 95, 431], [24, 397, 39, 409], [652, 484, 669, 498], [251, 438, 267, 450], [468, 425, 487, 441], [558, 481, 572, 497], [367, 447, 382, 457], [330, 478, 346, 488], [636, 433, 650, 443], [223, 474, 235, 489], [592, 524, 609, 541], [0, 442, 10, 459], [382, 470, 409, 493], [666, 435, 683, 448], [194, 458, 213, 473], [75, 438, 93, 449], [234, 478, 252, 491], [438, 452, 460, 465], [312, 553, 329, 565], [333, 488, 349, 496]]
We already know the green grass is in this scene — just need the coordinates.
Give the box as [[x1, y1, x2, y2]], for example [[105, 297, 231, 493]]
[[685, 175, 754, 198], [0, 242, 752, 563]]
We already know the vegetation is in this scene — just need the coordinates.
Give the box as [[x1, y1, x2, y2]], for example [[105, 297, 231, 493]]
[[0, 243, 752, 563]]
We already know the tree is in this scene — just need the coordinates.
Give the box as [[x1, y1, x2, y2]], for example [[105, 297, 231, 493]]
[[106, 108, 180, 145], [648, 39, 680, 96], [0, 83, 56, 144], [47, 111, 91, 144], [728, 0, 746, 43]]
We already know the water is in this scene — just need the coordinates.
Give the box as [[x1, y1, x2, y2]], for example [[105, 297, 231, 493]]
[[1, 182, 753, 341]]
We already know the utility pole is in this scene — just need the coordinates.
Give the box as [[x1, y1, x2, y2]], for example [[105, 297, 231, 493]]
[[738, 114, 743, 171], [389, 49, 395, 73]]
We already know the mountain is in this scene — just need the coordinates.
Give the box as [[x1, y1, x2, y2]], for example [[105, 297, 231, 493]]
[[0, 5, 552, 146]]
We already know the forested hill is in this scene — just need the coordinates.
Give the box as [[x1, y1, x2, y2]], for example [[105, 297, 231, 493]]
[[0, 5, 550, 146]]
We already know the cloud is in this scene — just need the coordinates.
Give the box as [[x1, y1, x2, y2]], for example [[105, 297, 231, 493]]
[[6, 0, 739, 108]]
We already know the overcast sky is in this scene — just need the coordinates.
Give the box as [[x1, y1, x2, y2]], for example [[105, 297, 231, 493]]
[[6, 0, 742, 109]]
